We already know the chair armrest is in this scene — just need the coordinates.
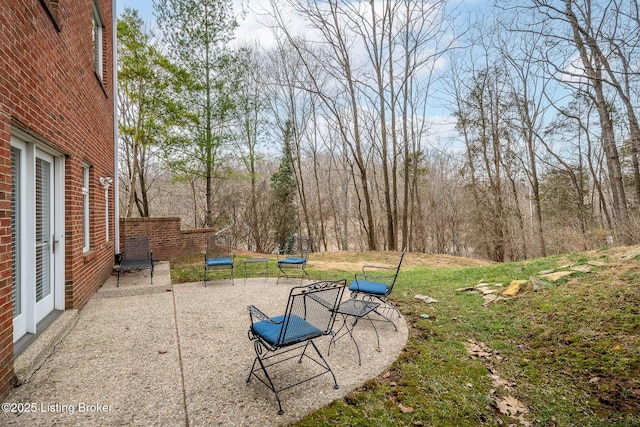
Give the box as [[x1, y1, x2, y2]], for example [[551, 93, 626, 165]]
[[248, 305, 278, 324], [356, 271, 396, 282]]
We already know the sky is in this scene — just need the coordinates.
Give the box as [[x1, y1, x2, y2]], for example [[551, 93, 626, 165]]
[[116, 0, 277, 47], [114, 0, 461, 148]]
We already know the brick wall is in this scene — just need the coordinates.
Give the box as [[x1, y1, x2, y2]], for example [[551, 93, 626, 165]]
[[0, 0, 115, 398], [120, 217, 215, 260]]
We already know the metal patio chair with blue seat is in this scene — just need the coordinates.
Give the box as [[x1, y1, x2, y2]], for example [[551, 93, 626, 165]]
[[246, 279, 346, 415], [203, 233, 235, 286], [348, 248, 407, 329], [276, 235, 310, 284], [116, 235, 154, 287]]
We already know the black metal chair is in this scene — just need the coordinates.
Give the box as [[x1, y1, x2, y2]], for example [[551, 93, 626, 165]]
[[348, 248, 407, 326], [247, 279, 346, 415], [203, 234, 234, 286], [116, 235, 153, 287], [276, 235, 310, 284]]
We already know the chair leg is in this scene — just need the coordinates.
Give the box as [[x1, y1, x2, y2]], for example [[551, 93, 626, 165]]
[[351, 292, 399, 331], [379, 297, 401, 319], [117, 270, 120, 288], [276, 263, 307, 284], [309, 340, 339, 390], [372, 307, 398, 331], [247, 354, 285, 415], [203, 266, 208, 287]]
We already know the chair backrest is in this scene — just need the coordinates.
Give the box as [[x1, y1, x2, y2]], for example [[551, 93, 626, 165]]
[[288, 235, 310, 259], [206, 234, 231, 259], [387, 247, 408, 293], [123, 236, 151, 261], [279, 280, 345, 344]]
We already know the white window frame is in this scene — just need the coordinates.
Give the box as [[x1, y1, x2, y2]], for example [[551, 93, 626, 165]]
[[92, 1, 104, 79], [82, 165, 91, 253]]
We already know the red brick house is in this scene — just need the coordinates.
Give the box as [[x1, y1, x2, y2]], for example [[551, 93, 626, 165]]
[[0, 0, 117, 397]]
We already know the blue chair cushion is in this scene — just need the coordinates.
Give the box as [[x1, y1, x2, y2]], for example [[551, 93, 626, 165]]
[[349, 279, 389, 296], [206, 257, 233, 267], [252, 314, 322, 346], [278, 257, 307, 265]]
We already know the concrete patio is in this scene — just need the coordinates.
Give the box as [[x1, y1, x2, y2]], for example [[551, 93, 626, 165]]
[[1, 262, 408, 426]]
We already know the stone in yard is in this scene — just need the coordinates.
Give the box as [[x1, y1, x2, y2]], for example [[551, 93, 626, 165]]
[[570, 264, 592, 273], [481, 288, 498, 295], [503, 280, 527, 297], [620, 247, 640, 259], [414, 294, 438, 303], [529, 276, 554, 291], [539, 271, 575, 282], [538, 269, 555, 275]]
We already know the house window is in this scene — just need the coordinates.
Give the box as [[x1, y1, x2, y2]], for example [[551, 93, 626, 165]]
[[83, 165, 90, 252], [92, 1, 104, 79]]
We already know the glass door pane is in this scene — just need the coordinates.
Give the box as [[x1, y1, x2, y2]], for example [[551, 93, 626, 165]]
[[11, 147, 21, 317], [35, 157, 51, 303]]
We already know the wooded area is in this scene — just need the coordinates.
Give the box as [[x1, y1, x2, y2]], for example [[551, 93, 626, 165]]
[[117, 0, 640, 261]]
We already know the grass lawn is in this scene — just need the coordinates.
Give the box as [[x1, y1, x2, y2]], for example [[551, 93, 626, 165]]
[[171, 247, 640, 426]]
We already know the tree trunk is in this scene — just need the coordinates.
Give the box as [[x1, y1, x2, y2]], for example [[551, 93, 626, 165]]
[[565, 0, 633, 244]]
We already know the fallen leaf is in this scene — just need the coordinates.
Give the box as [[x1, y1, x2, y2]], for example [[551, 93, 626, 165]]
[[399, 403, 414, 413], [414, 294, 438, 303], [464, 341, 494, 359], [382, 371, 391, 378], [493, 395, 528, 417], [489, 374, 514, 388], [158, 349, 168, 354]]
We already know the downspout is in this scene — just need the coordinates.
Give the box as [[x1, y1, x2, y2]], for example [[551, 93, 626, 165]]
[[113, 0, 120, 257]]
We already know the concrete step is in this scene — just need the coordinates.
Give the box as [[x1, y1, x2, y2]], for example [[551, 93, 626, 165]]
[[14, 309, 79, 385], [96, 261, 173, 298]]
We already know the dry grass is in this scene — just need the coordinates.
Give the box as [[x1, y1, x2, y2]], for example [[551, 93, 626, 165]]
[[306, 250, 492, 271]]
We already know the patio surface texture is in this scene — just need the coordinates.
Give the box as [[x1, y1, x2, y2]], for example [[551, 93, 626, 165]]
[[1, 262, 409, 426]]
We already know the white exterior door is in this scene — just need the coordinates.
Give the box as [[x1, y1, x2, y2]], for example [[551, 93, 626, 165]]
[[34, 150, 55, 323], [11, 135, 65, 342]]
